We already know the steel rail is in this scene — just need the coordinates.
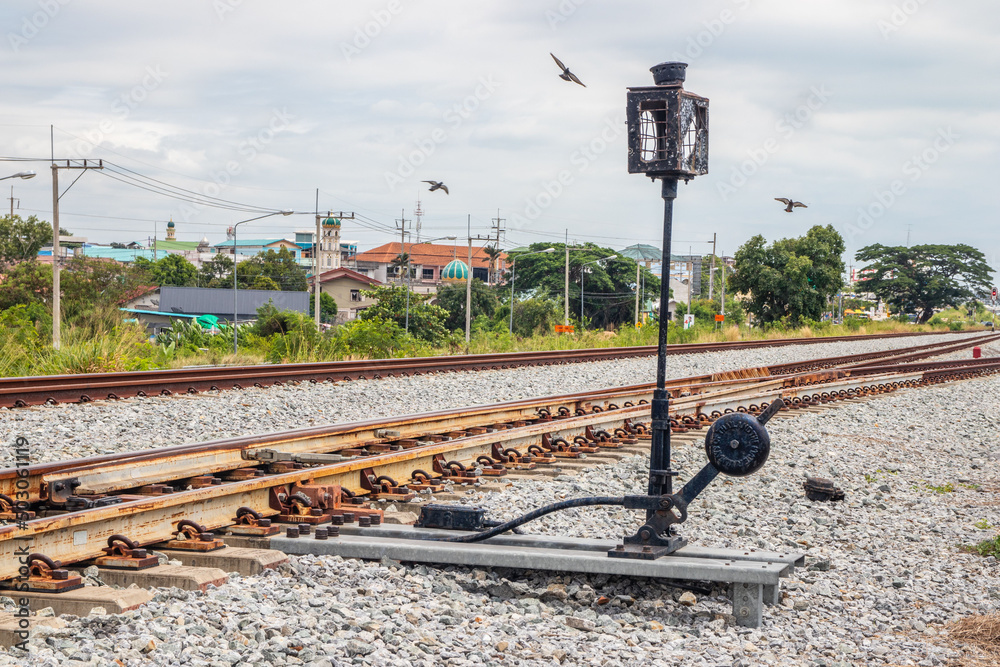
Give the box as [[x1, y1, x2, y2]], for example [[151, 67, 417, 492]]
[[0, 330, 974, 409], [3, 333, 994, 505], [3, 332, 991, 503], [1, 357, 997, 580]]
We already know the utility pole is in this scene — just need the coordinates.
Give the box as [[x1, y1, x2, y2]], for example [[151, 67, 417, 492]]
[[720, 250, 725, 321], [466, 215, 473, 347], [314, 190, 321, 328], [50, 156, 103, 350], [635, 262, 640, 327], [466, 221, 492, 347], [564, 229, 570, 326], [708, 232, 716, 301], [397, 210, 412, 334], [490, 210, 505, 286], [686, 246, 692, 317], [8, 186, 18, 218]]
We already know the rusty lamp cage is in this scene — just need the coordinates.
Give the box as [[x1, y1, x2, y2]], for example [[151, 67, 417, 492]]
[[626, 62, 709, 180]]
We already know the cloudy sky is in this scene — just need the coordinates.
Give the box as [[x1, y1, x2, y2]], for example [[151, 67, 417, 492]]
[[1, 1, 997, 276]]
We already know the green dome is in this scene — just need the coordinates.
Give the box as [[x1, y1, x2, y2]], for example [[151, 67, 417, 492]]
[[167, 220, 175, 228], [322, 217, 341, 227], [441, 259, 469, 281]]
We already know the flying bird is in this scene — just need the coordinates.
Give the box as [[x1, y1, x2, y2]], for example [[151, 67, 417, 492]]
[[422, 180, 449, 195], [774, 198, 807, 213], [550, 53, 586, 87]]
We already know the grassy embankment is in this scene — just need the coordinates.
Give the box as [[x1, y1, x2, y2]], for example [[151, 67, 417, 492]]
[[0, 307, 968, 378]]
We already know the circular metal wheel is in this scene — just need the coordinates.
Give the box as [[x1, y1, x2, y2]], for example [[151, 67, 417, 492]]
[[703, 412, 770, 477]]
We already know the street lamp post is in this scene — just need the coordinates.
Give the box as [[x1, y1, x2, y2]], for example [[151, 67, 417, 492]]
[[1, 170, 35, 221], [508, 247, 555, 333], [233, 210, 293, 355], [579, 255, 616, 329]]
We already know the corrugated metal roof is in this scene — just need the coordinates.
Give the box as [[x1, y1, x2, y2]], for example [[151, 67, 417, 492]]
[[160, 285, 309, 319]]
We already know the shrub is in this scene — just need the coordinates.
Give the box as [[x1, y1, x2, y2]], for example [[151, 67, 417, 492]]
[[334, 317, 408, 358]]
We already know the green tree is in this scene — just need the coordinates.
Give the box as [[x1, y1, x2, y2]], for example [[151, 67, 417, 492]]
[[730, 225, 845, 325], [240, 248, 307, 291], [854, 243, 993, 323], [251, 275, 280, 291], [198, 253, 235, 288], [434, 279, 498, 331], [135, 253, 198, 287], [61, 257, 151, 323], [483, 245, 503, 284], [676, 297, 745, 327], [0, 260, 52, 310], [507, 243, 660, 330], [0, 214, 55, 265], [507, 297, 561, 337], [388, 252, 411, 280], [358, 284, 449, 343], [309, 292, 338, 324]]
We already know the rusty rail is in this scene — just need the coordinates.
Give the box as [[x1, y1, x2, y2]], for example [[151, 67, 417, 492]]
[[1, 354, 998, 580], [0, 330, 973, 409]]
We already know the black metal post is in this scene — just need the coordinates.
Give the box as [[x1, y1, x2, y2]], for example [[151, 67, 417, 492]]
[[646, 177, 677, 513]]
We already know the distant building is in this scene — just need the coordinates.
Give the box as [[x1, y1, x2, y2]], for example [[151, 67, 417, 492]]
[[213, 238, 302, 260], [308, 267, 382, 323], [349, 242, 498, 296], [121, 285, 309, 333]]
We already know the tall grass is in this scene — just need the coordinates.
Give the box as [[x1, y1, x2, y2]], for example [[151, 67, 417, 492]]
[[0, 307, 964, 377]]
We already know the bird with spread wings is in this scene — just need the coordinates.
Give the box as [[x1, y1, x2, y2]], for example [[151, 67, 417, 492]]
[[550, 53, 586, 87], [423, 180, 449, 195], [775, 198, 807, 212]]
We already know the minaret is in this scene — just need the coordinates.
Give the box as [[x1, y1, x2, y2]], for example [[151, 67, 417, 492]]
[[166, 219, 176, 240], [320, 216, 342, 270]]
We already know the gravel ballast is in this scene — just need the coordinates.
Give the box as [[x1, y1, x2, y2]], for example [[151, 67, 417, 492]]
[[0, 332, 990, 467], [0, 332, 998, 666]]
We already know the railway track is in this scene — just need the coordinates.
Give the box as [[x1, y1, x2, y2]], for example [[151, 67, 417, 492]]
[[0, 329, 974, 409], [0, 332, 996, 584]]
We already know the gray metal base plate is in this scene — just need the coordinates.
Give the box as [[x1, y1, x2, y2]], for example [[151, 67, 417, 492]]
[[269, 524, 803, 628]]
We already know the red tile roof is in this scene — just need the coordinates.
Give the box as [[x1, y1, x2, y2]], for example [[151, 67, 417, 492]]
[[308, 267, 382, 286], [353, 242, 501, 269]]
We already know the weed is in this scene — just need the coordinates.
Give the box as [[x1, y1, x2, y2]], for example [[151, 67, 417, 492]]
[[926, 482, 955, 494], [961, 534, 1000, 558], [975, 519, 992, 530], [863, 473, 877, 484]]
